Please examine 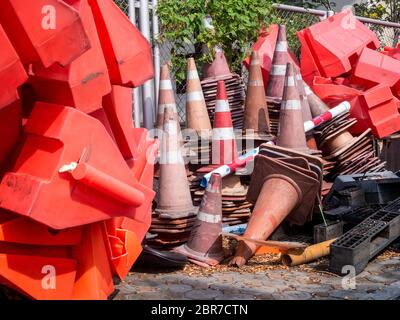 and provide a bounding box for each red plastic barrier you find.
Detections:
[350,85,400,138]
[382,44,400,61]
[0,24,27,109]
[0,100,22,168]
[0,103,154,230]
[298,29,322,85]
[71,223,114,300]
[351,47,400,90]
[312,76,362,108]
[0,0,90,68]
[28,0,111,114]
[300,9,379,78]
[0,253,77,300]
[88,0,154,87]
